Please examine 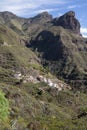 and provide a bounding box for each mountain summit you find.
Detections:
[53,11,81,35]
[33,11,52,21]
